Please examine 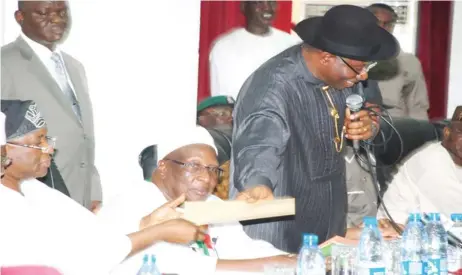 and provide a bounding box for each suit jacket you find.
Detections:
[1,36,101,209]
